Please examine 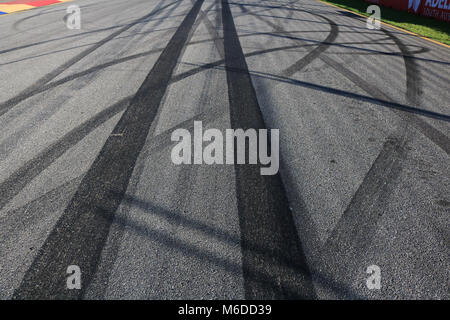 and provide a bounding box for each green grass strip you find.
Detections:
[321,0,450,45]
